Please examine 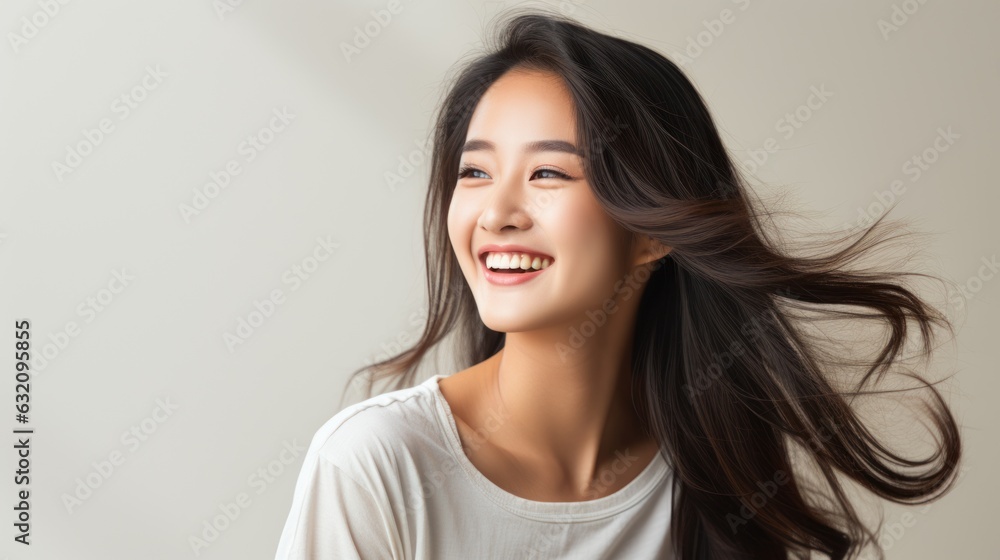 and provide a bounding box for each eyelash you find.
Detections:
[456,165,572,181]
